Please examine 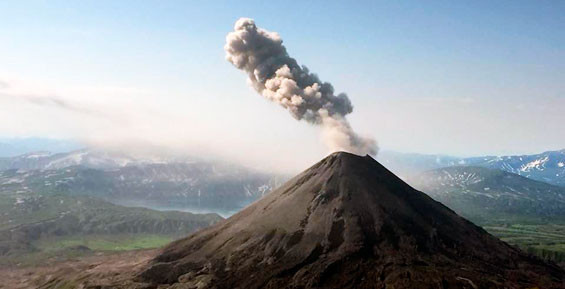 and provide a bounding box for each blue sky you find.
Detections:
[0,1,563,170]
